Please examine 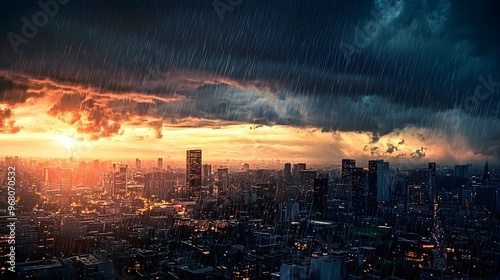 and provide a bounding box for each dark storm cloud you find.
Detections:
[0,0,499,159]
[0,108,20,134]
[0,75,37,105]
